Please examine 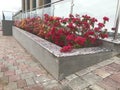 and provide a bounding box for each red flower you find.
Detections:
[75,14,80,18]
[91,18,98,23]
[67,23,75,29]
[51,27,56,34]
[82,15,90,19]
[45,32,51,39]
[82,21,90,29]
[89,37,97,44]
[94,27,100,32]
[60,45,73,52]
[54,22,60,27]
[44,14,49,17]
[100,33,108,38]
[69,14,74,18]
[57,29,64,35]
[84,30,94,38]
[66,34,75,41]
[54,17,61,21]
[61,18,68,24]
[15,14,109,53]
[75,36,86,46]
[103,17,109,22]
[98,23,105,28]
[111,27,116,31]
[88,30,95,35]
